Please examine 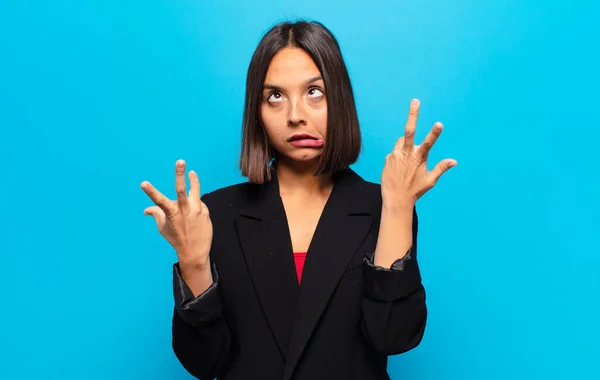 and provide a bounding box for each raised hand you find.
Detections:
[381,99,457,211]
[141,159,213,269]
